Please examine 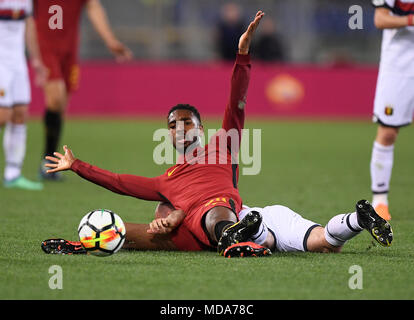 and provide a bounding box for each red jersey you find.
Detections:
[33,0,87,52]
[71,54,251,250]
